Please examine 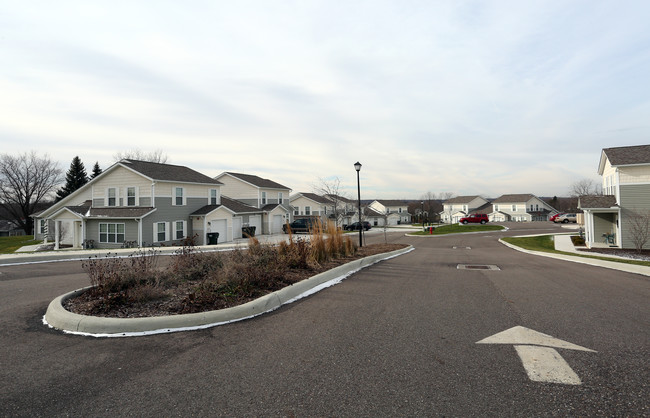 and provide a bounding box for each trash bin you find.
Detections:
[242,226,256,237]
[207,232,219,245]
